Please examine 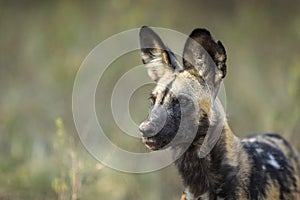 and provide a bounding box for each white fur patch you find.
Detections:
[267,153,280,169]
[244,138,258,143]
[198,192,209,200]
[255,148,263,154]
